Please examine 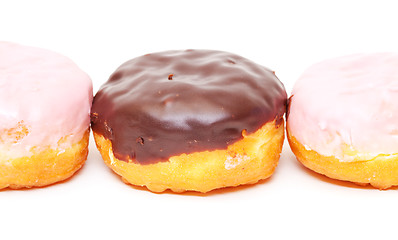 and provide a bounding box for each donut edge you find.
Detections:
[287,126,398,189]
[0,129,90,190]
[93,120,285,193]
